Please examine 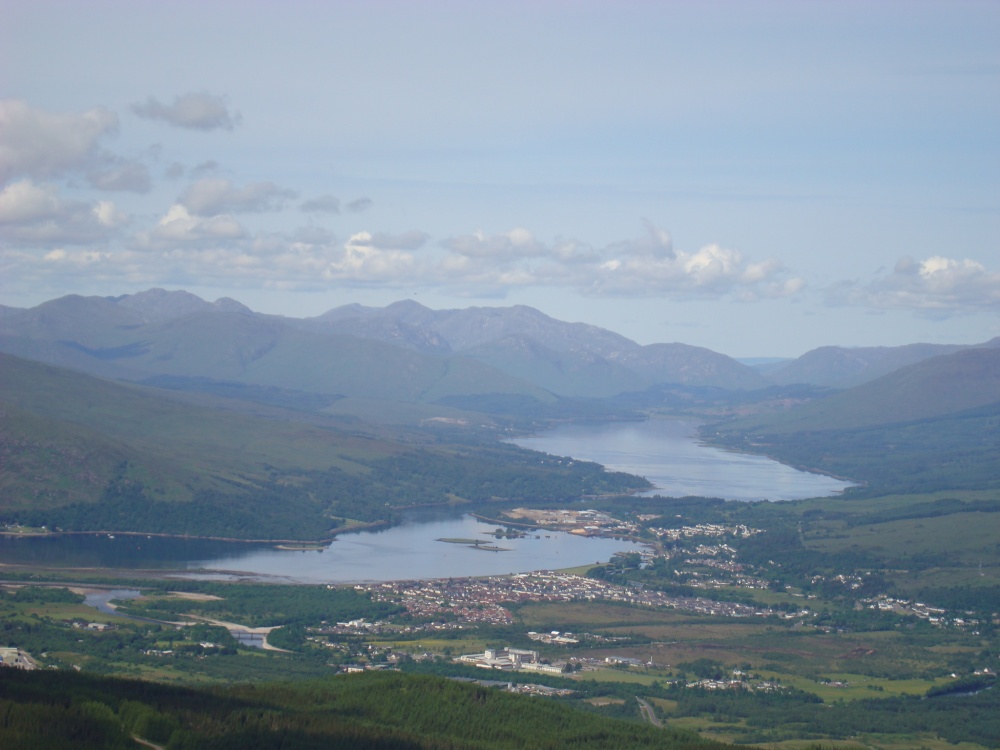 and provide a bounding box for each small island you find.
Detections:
[436,537,510,552]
